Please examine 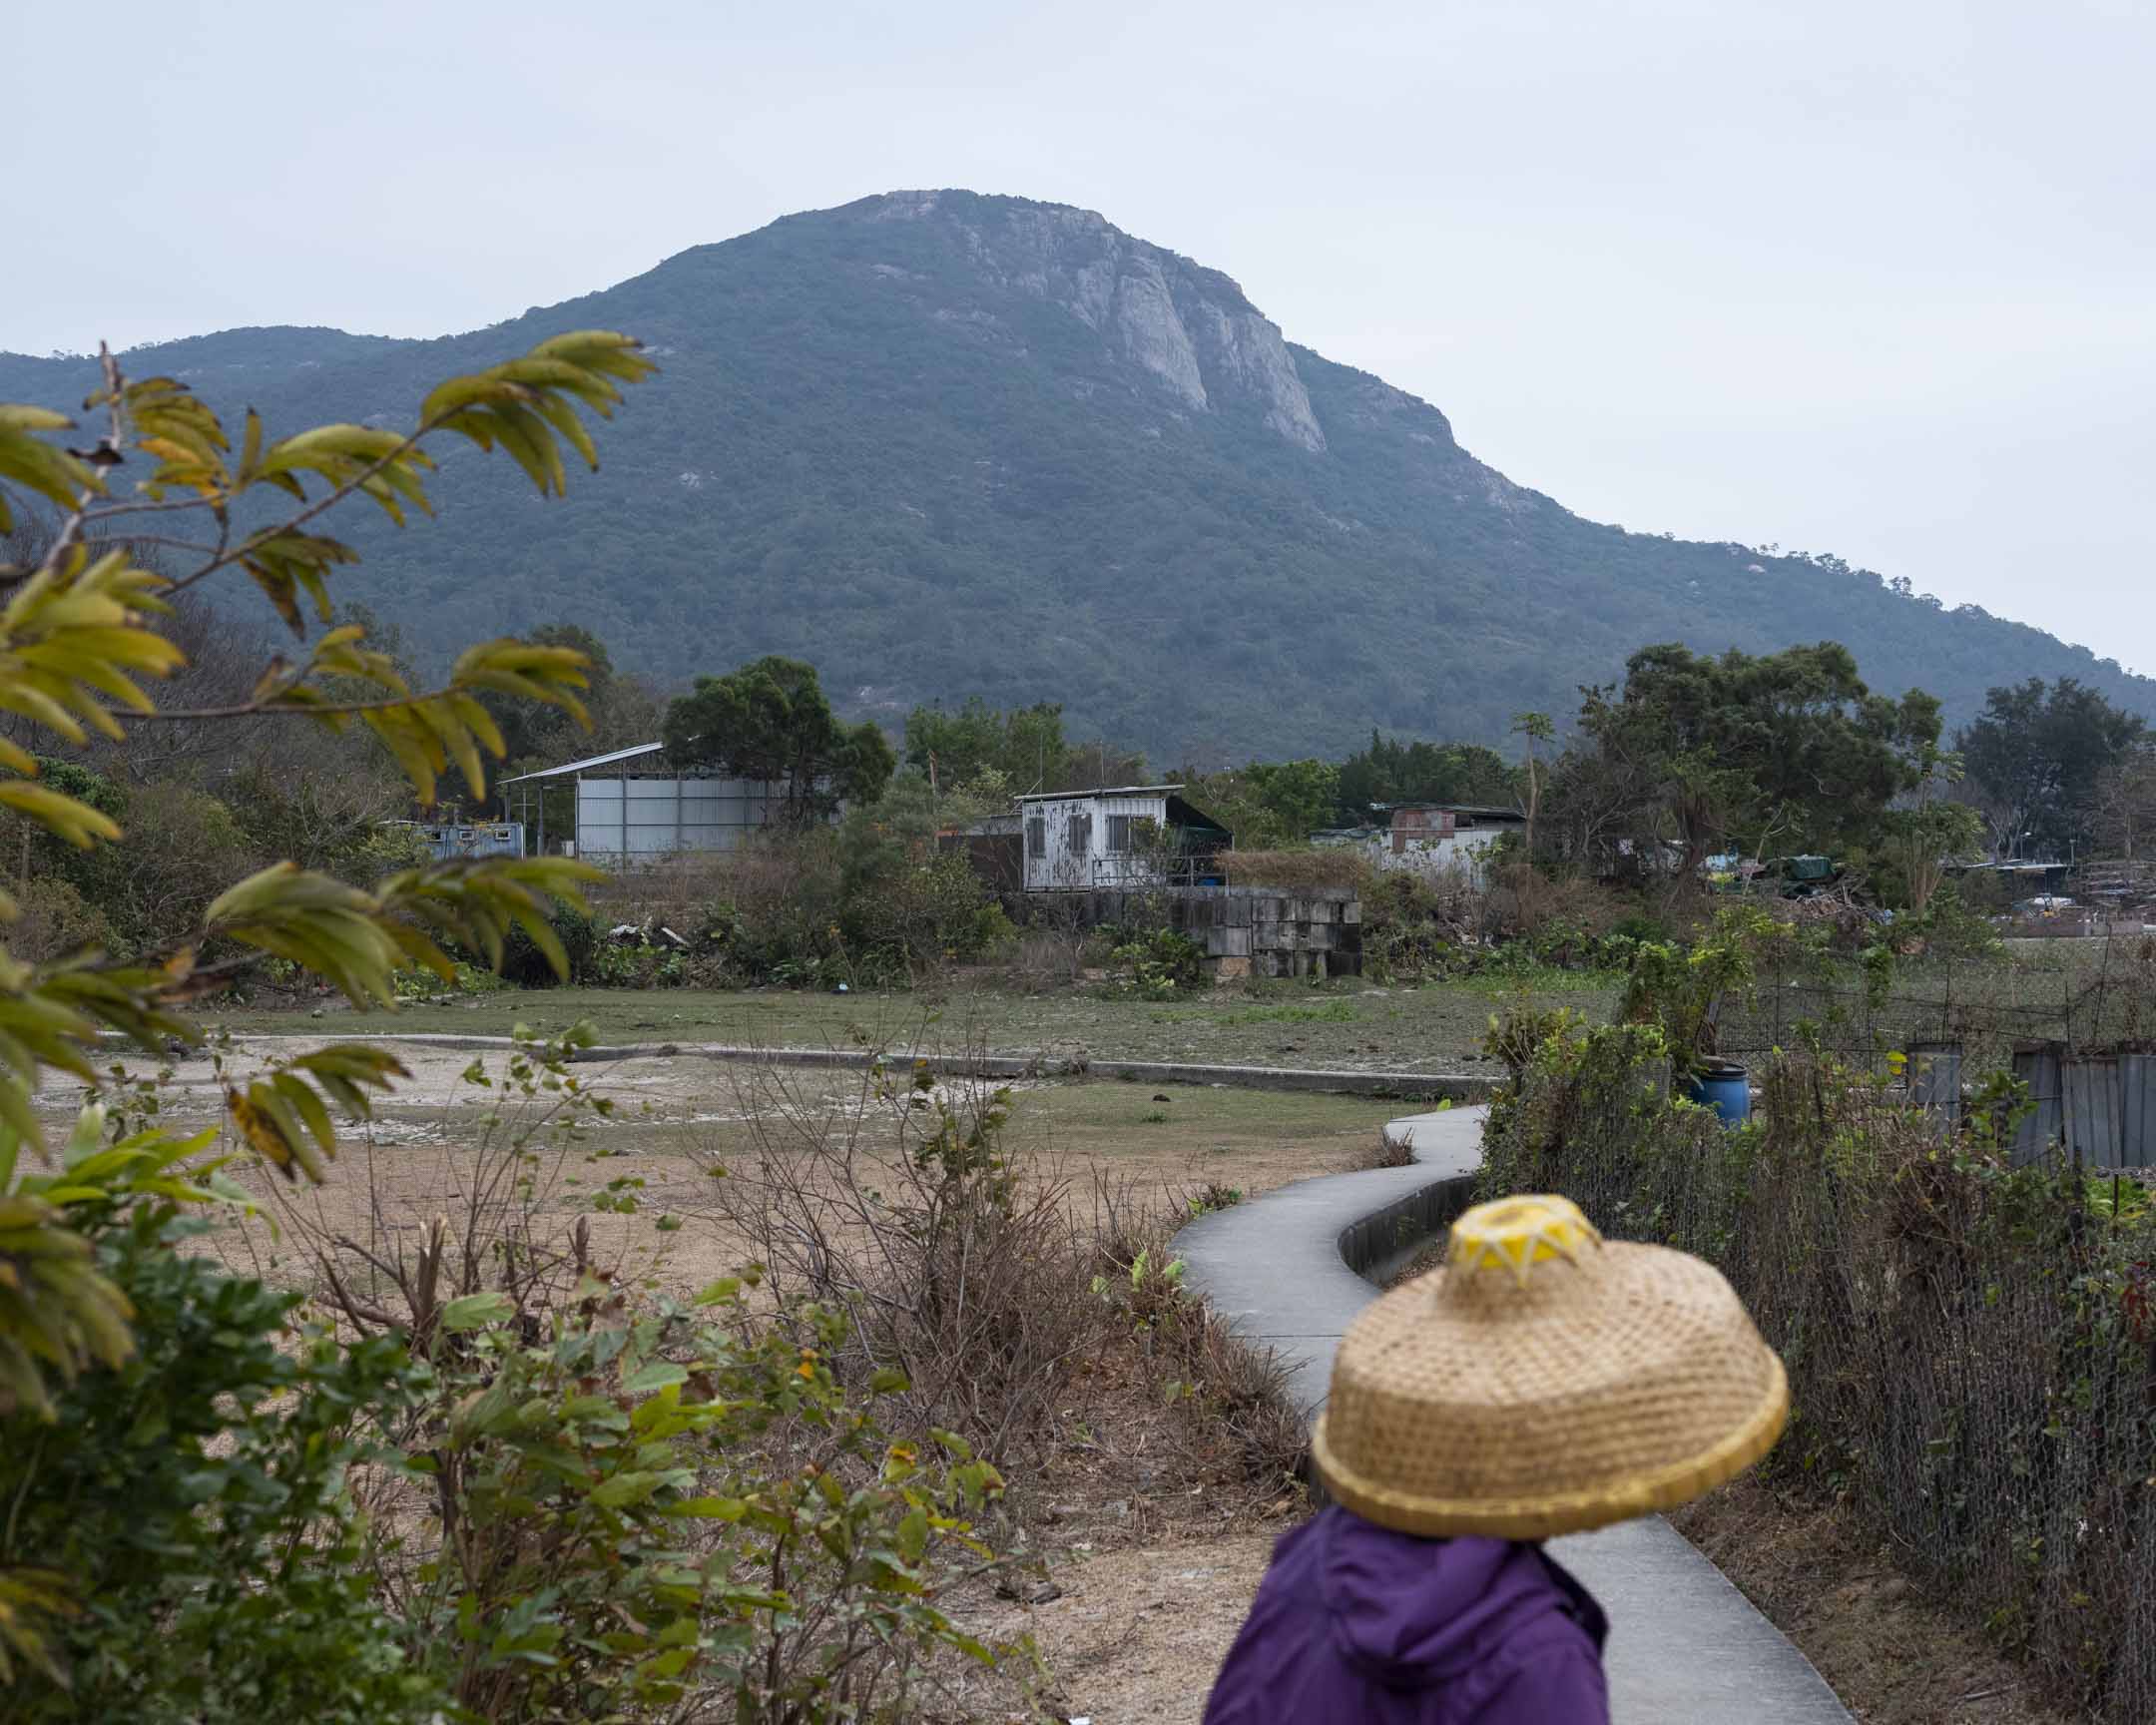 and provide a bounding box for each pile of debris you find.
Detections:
[605,918,689,950]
